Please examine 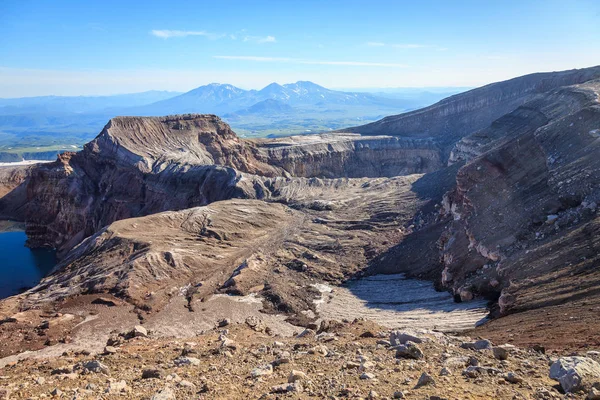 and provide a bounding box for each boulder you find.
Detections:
[549,356,600,393]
